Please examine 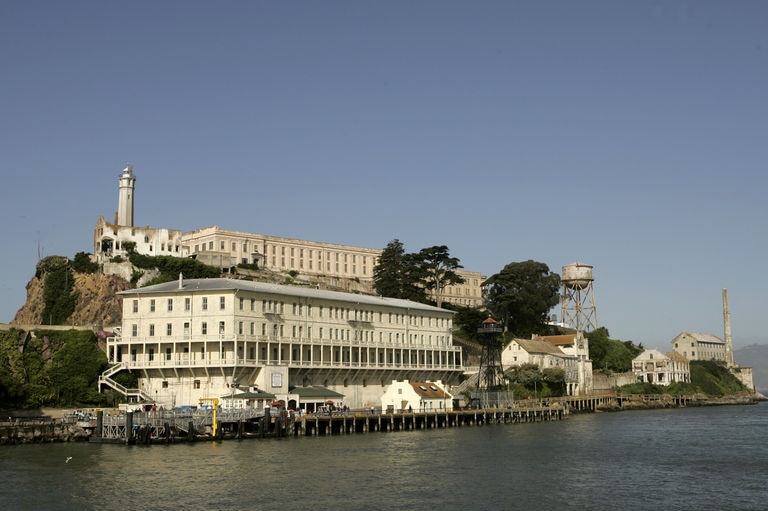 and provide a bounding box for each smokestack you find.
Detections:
[722,289,735,367]
[178,272,183,289]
